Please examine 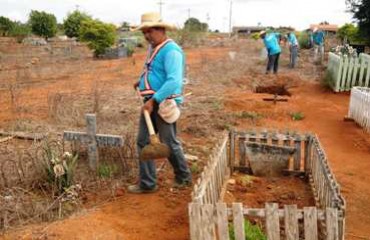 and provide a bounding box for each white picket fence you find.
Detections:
[348,87,370,132]
[327,53,370,92]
